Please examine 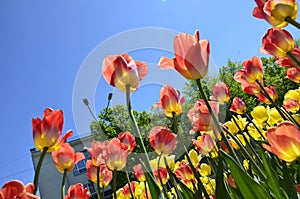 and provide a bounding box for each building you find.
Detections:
[30,136,112,199]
